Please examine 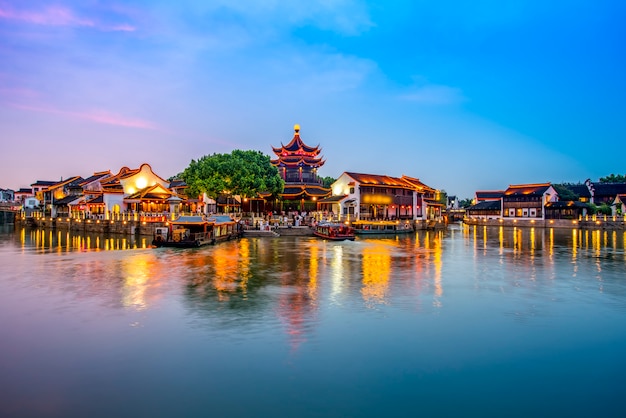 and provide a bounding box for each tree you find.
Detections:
[553,184,579,201]
[599,174,626,183]
[321,176,336,188]
[437,189,448,206]
[597,203,613,215]
[458,198,473,208]
[181,150,283,200]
